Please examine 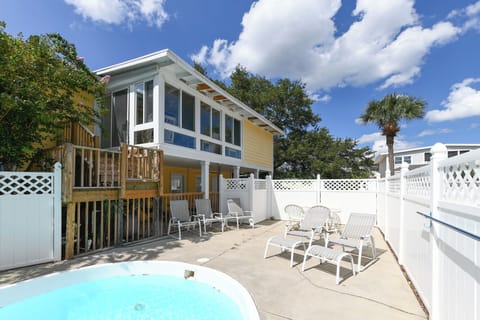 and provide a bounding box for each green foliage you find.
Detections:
[360,93,426,175]
[211,65,375,178]
[0,22,106,169]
